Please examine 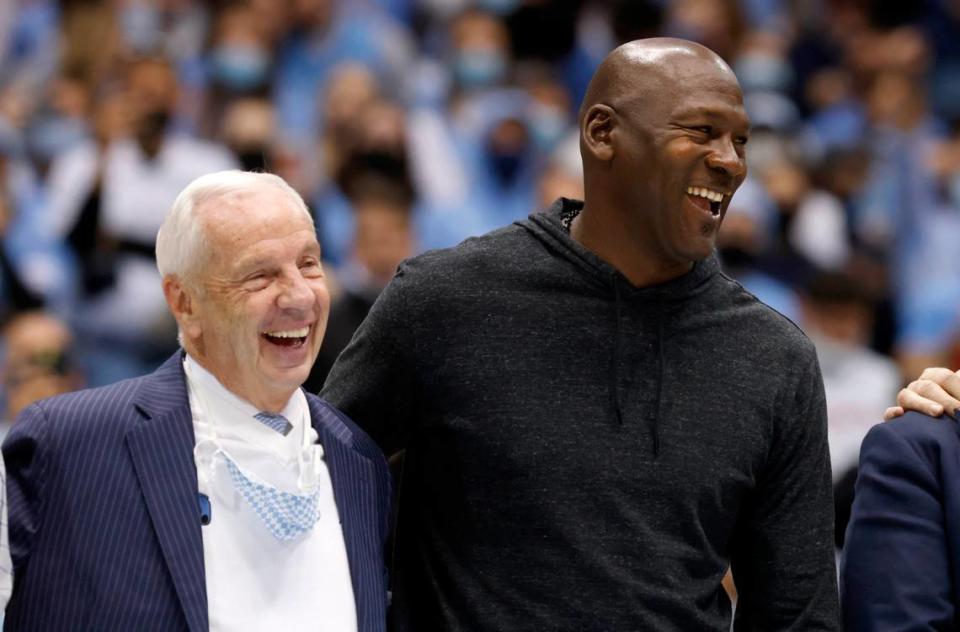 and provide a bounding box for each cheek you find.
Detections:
[312,280,331,315]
